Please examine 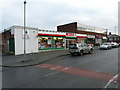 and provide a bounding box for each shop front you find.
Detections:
[76,34,87,44]
[65,33,77,48]
[95,35,103,46]
[65,39,77,48]
[38,32,65,50]
[87,35,95,46]
[102,36,107,43]
[38,31,89,50]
